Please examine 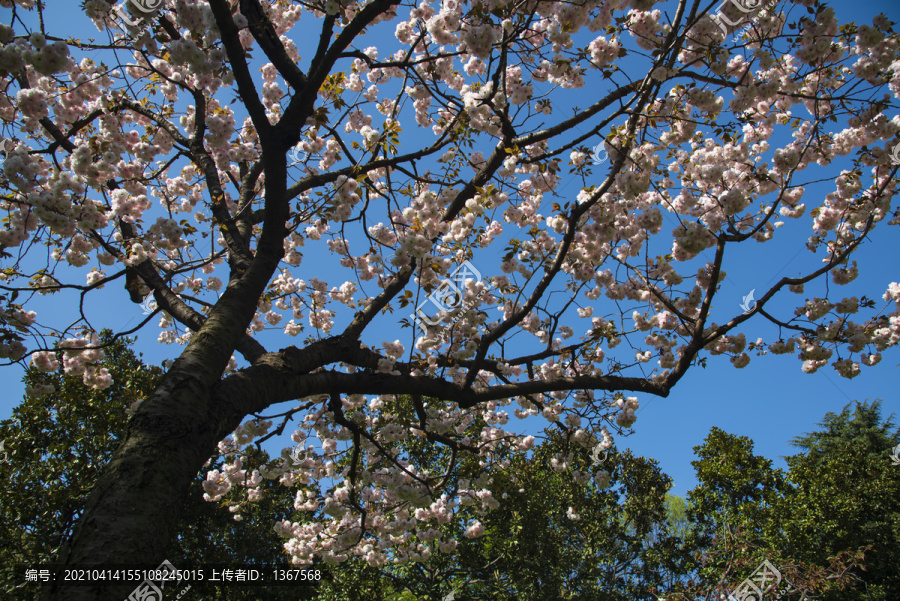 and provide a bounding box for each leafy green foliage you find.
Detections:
[2,341,893,601]
[0,331,164,591]
[0,333,309,601]
[685,402,900,600]
[778,401,900,601]
[687,427,785,550]
[318,422,697,601]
